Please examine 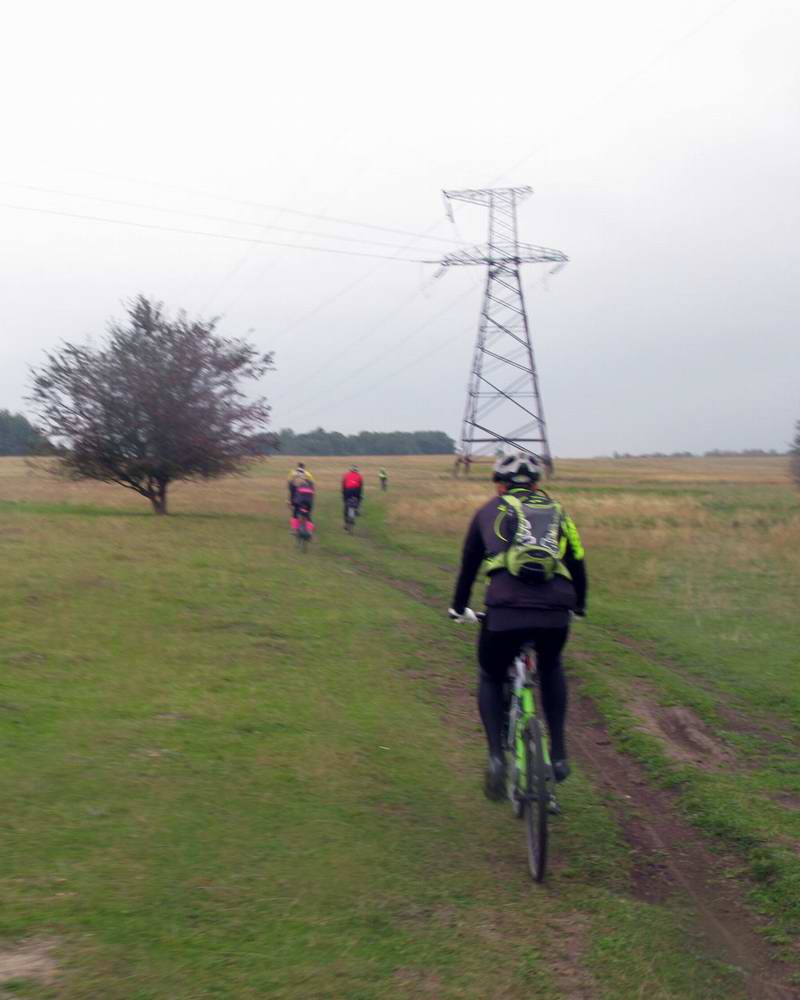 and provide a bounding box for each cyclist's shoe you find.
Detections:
[484,755,507,801]
[552,758,571,783]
